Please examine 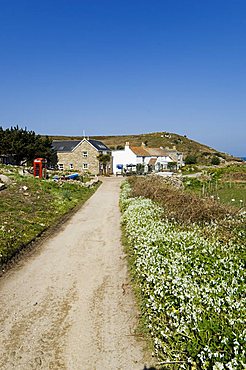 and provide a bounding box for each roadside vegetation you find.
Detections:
[0,165,100,266]
[120,176,245,369]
